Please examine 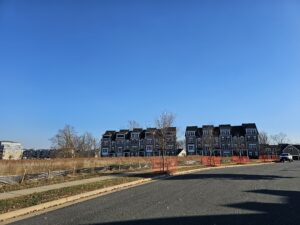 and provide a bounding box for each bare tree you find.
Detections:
[128,120,141,130]
[77,132,98,151]
[155,112,176,170]
[259,131,270,145]
[271,133,289,145]
[51,125,99,158]
[50,125,78,150]
[176,139,185,150]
